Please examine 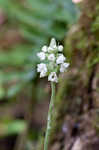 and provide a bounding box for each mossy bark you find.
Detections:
[49,0,99,149]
